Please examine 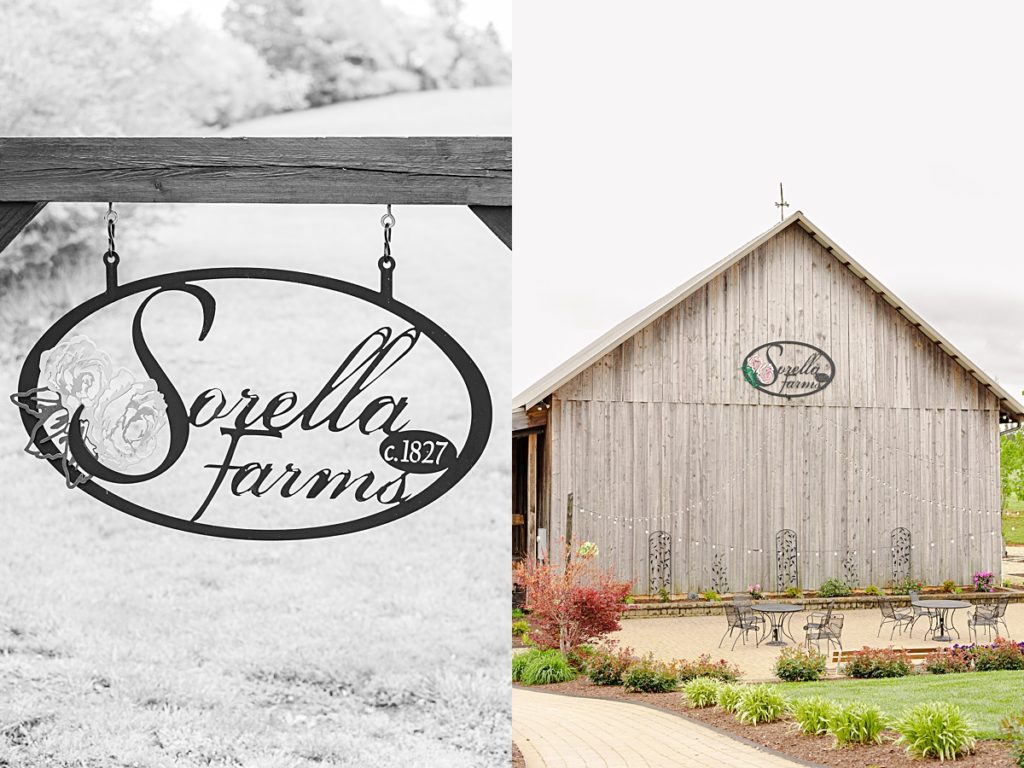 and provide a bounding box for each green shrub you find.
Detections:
[818,578,852,598]
[512,651,532,682]
[735,684,787,725]
[783,586,802,598]
[774,646,827,682]
[923,647,972,674]
[623,595,634,604]
[672,654,741,683]
[519,649,576,686]
[658,586,671,602]
[1001,710,1024,767]
[566,644,596,672]
[512,620,530,639]
[682,677,720,708]
[512,608,525,619]
[701,590,721,602]
[790,696,837,736]
[972,637,1024,671]
[716,683,744,713]
[865,585,882,596]
[940,579,957,593]
[586,645,637,686]
[622,655,678,693]
[894,702,977,761]
[891,577,925,595]
[844,647,911,678]
[827,703,887,747]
